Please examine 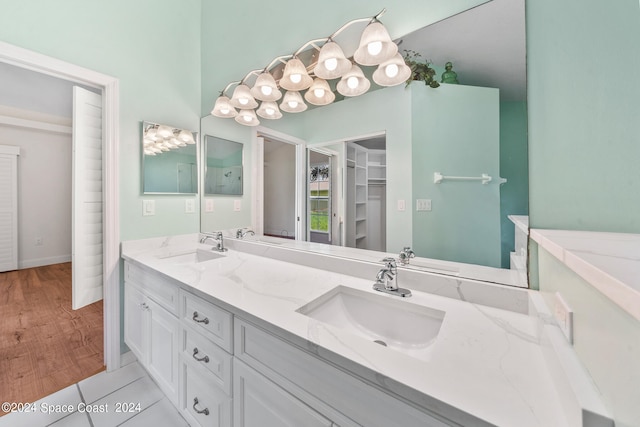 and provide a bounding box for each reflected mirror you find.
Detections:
[200,0,527,284]
[142,121,198,194]
[204,135,243,196]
